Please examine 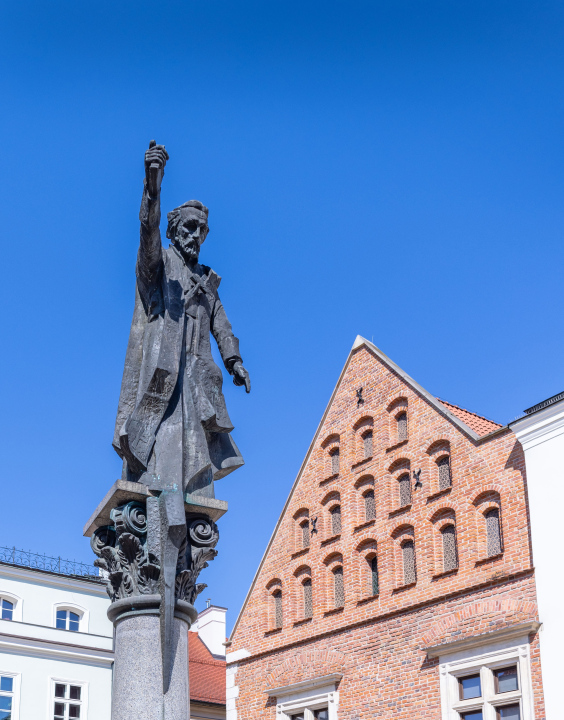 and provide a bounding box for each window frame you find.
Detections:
[50,678,88,720]
[437,636,534,720]
[0,592,22,623]
[272,678,340,720]
[0,670,20,720]
[53,604,88,633]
